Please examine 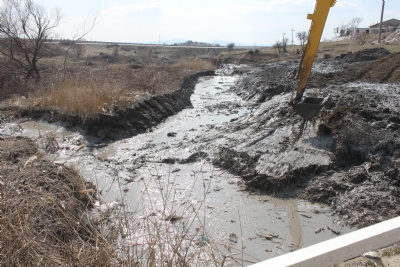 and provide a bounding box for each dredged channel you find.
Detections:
[3,74,354,265]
